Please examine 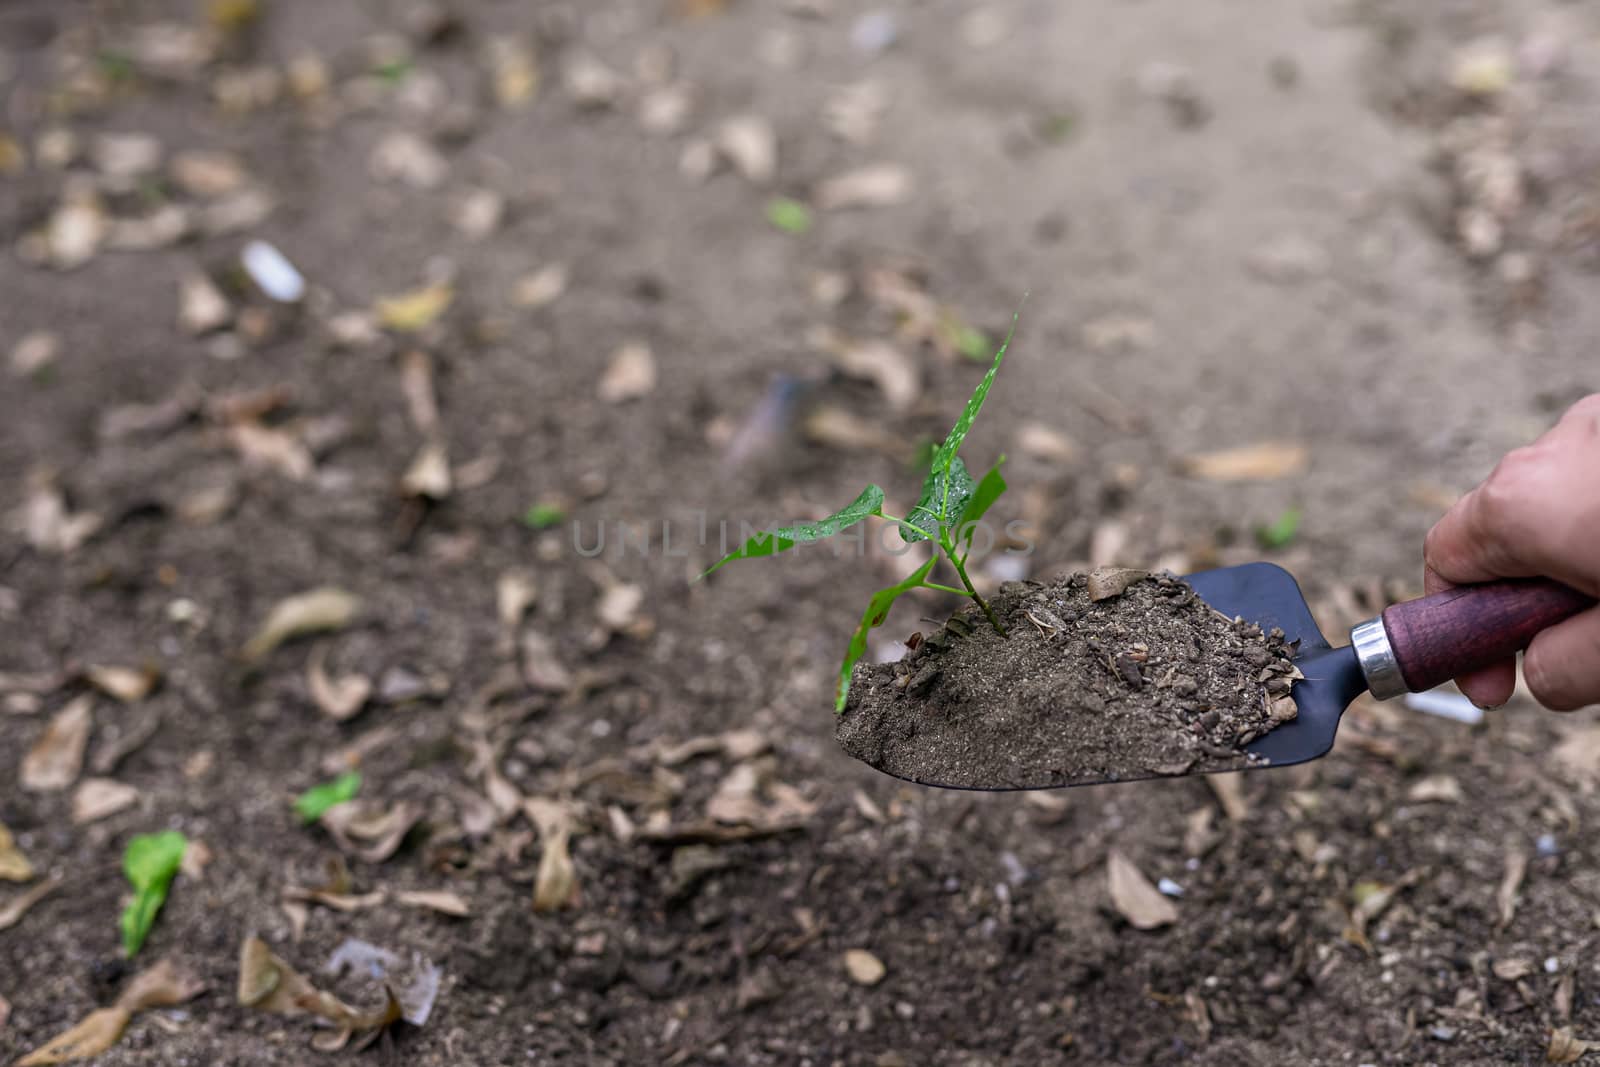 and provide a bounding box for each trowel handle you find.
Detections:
[1360,578,1596,696]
